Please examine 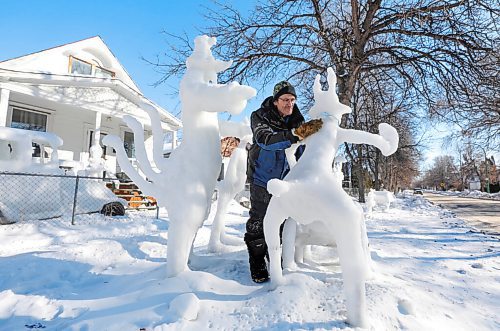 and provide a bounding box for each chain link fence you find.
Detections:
[0,172,158,225]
